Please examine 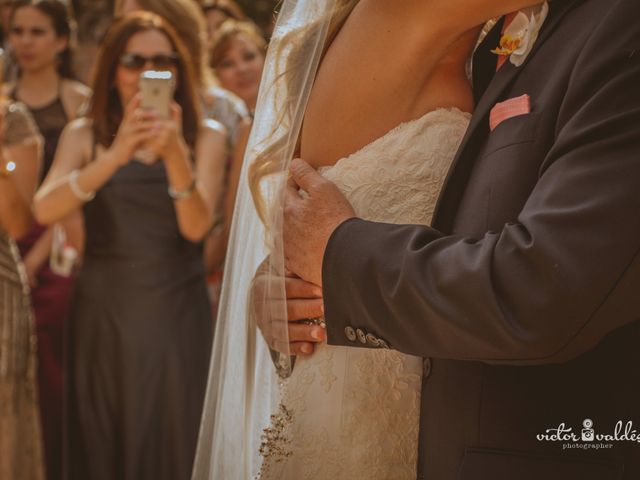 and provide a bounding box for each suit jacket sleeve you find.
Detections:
[322,0,640,365]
